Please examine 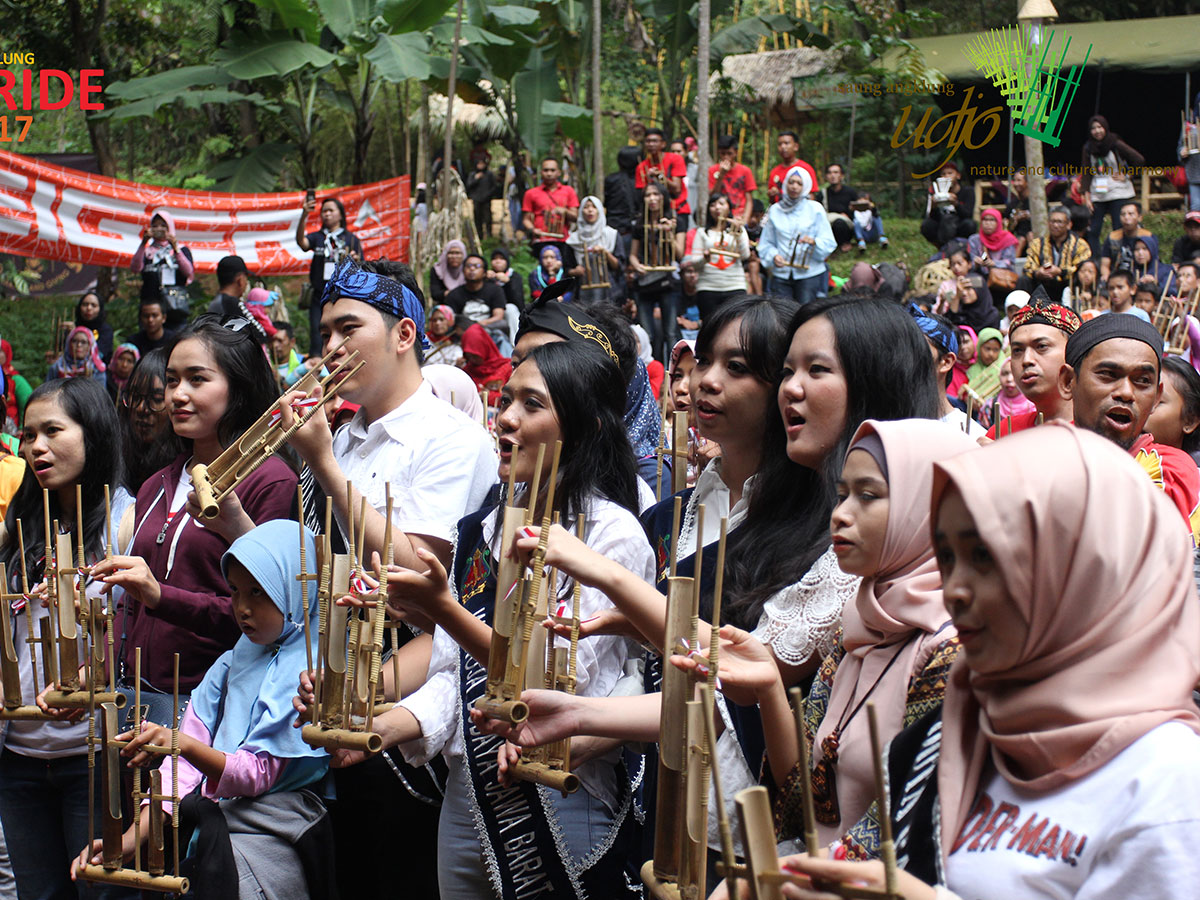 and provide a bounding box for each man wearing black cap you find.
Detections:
[1060,314,1200,539]
[1172,211,1200,266]
[206,255,251,317]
